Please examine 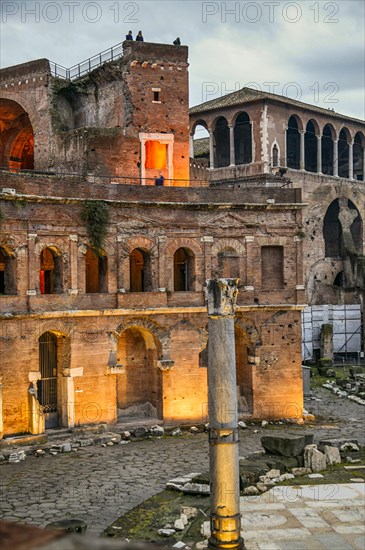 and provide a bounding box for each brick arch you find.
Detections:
[31,321,74,341]
[211,238,245,256]
[125,236,157,255]
[165,237,203,257]
[35,242,64,257]
[113,317,171,356]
